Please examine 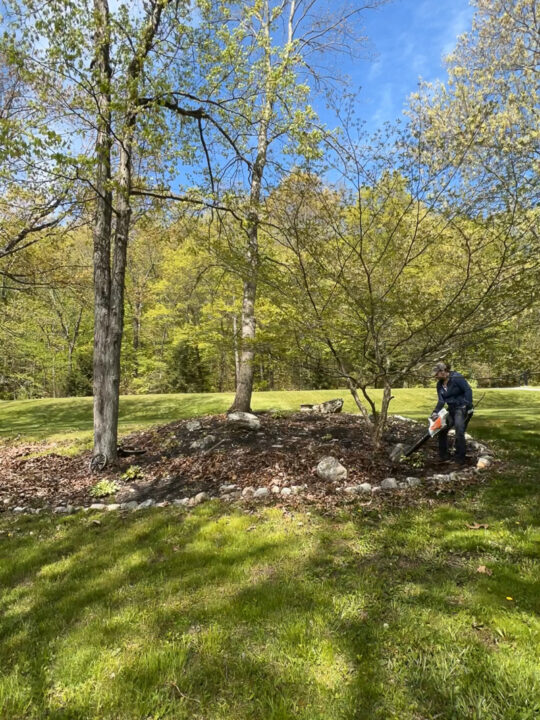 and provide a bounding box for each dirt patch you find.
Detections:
[0,413,489,511]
